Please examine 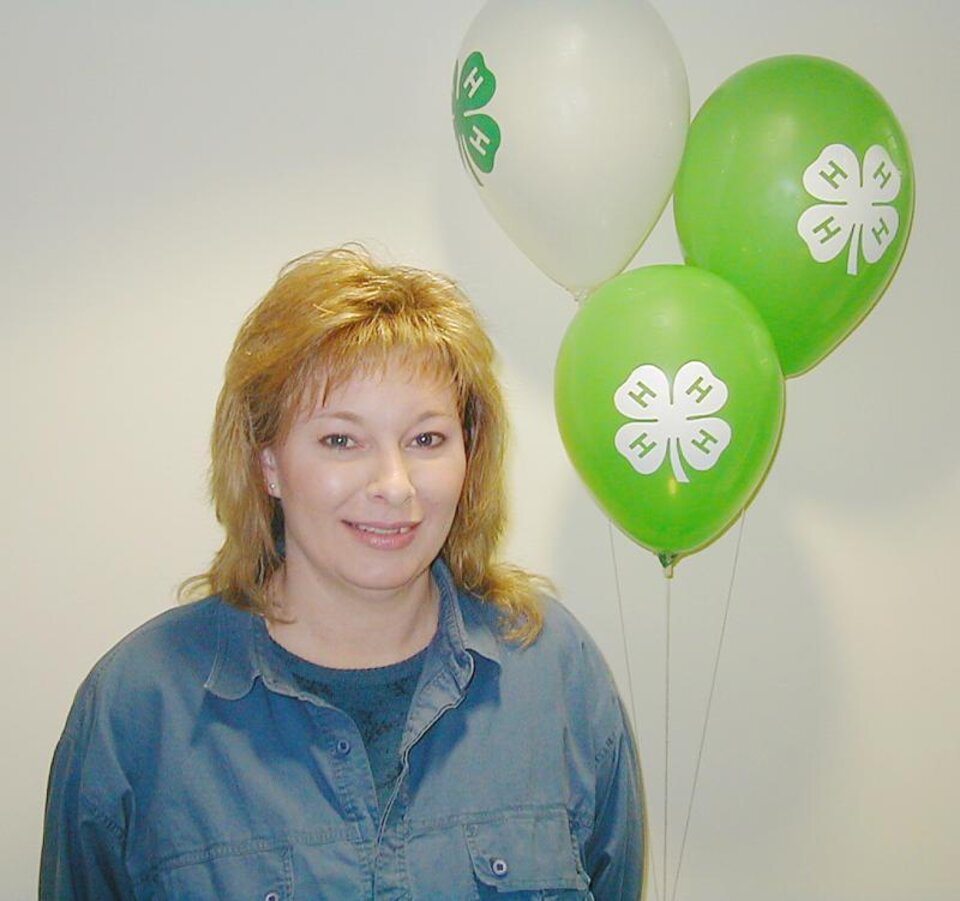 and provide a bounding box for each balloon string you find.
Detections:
[607,520,662,901]
[669,510,747,901]
[664,575,672,901]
